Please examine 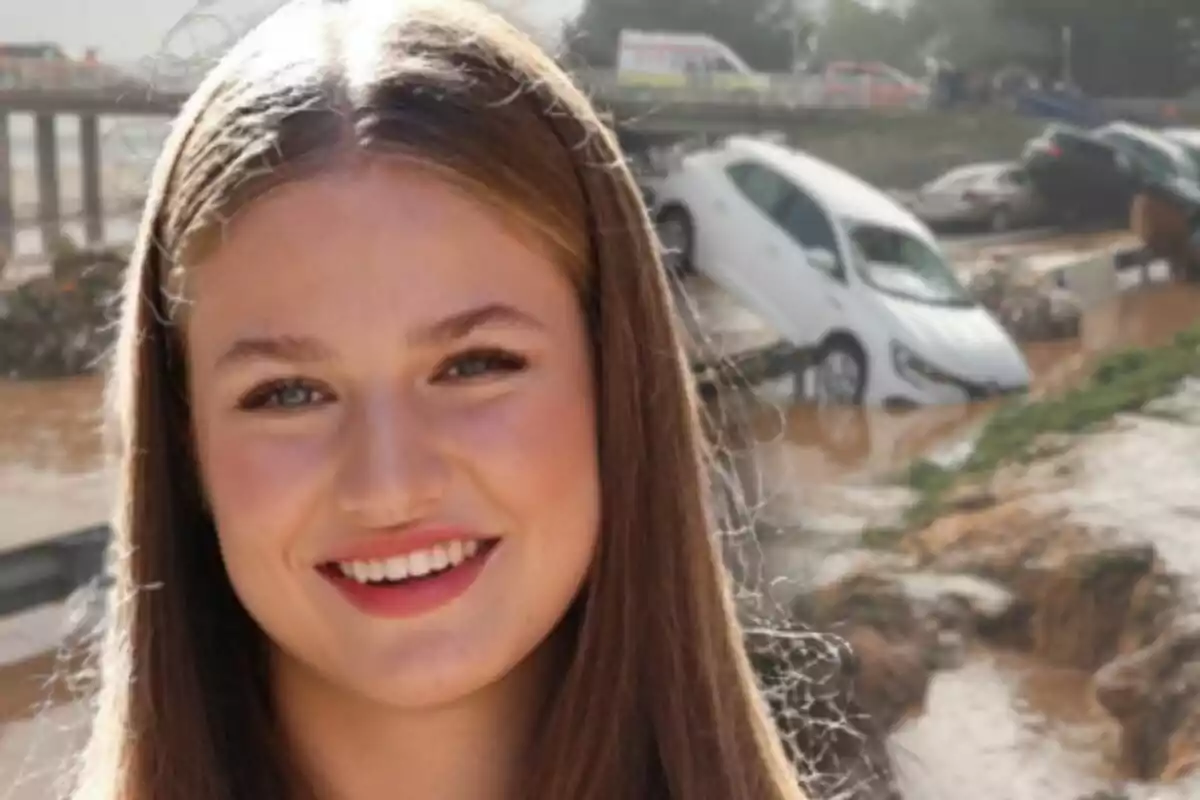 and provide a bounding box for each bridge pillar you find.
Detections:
[34,113,61,254]
[0,113,11,259]
[79,114,103,245]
